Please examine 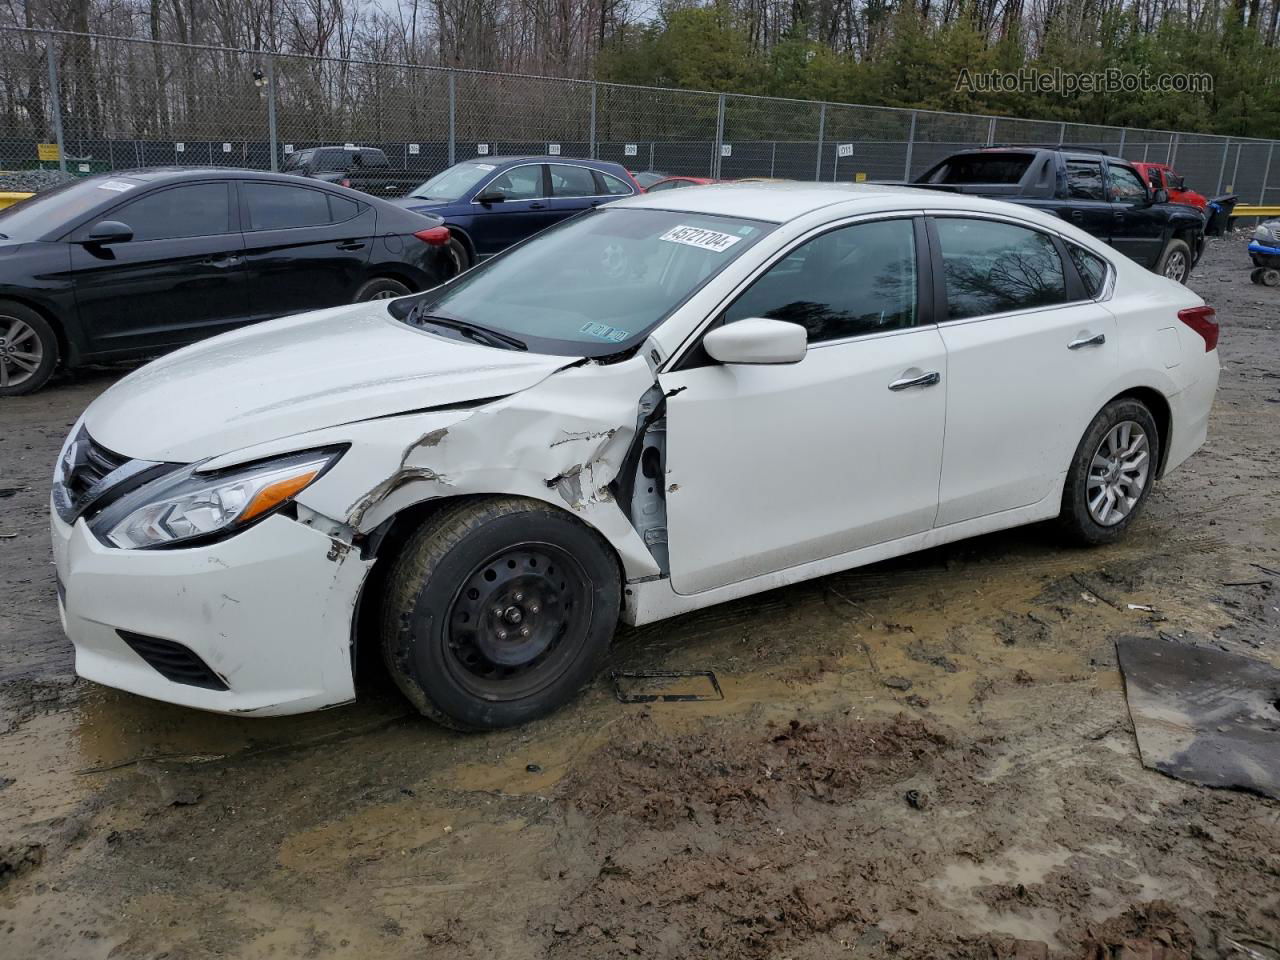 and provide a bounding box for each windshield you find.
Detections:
[0,176,141,239]
[395,207,774,356]
[409,161,499,201]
